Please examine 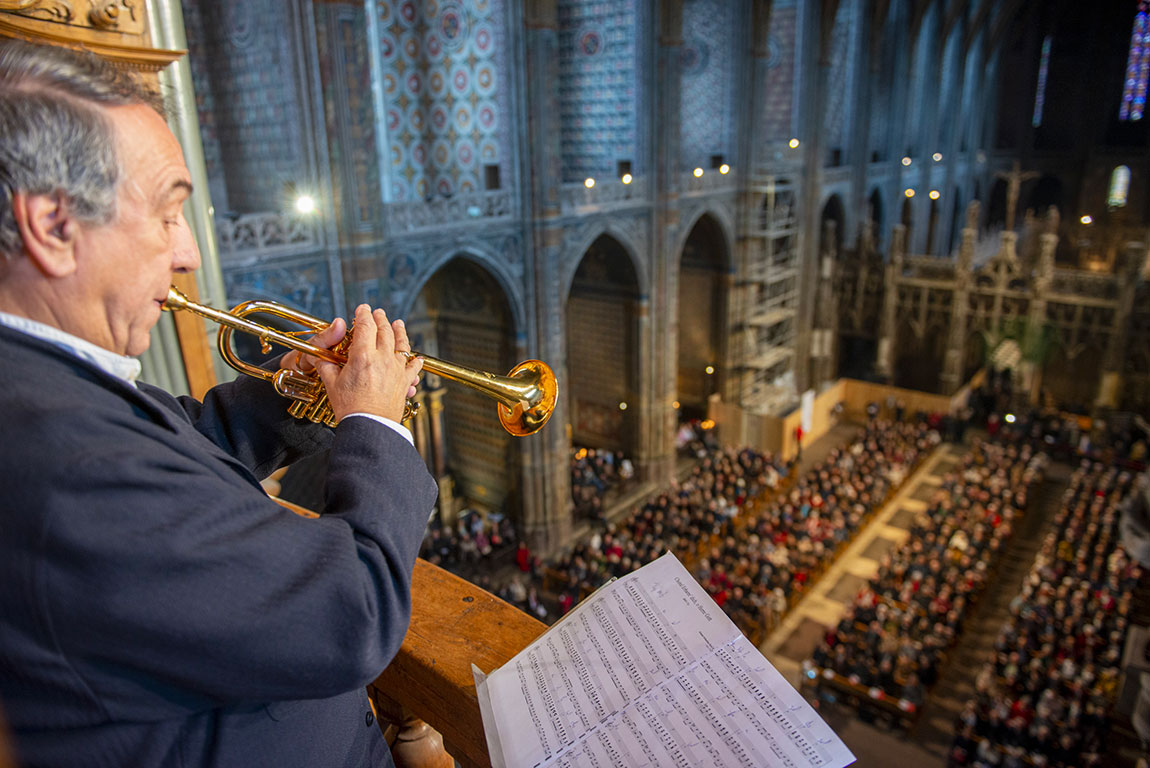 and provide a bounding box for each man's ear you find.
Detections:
[12,191,79,278]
